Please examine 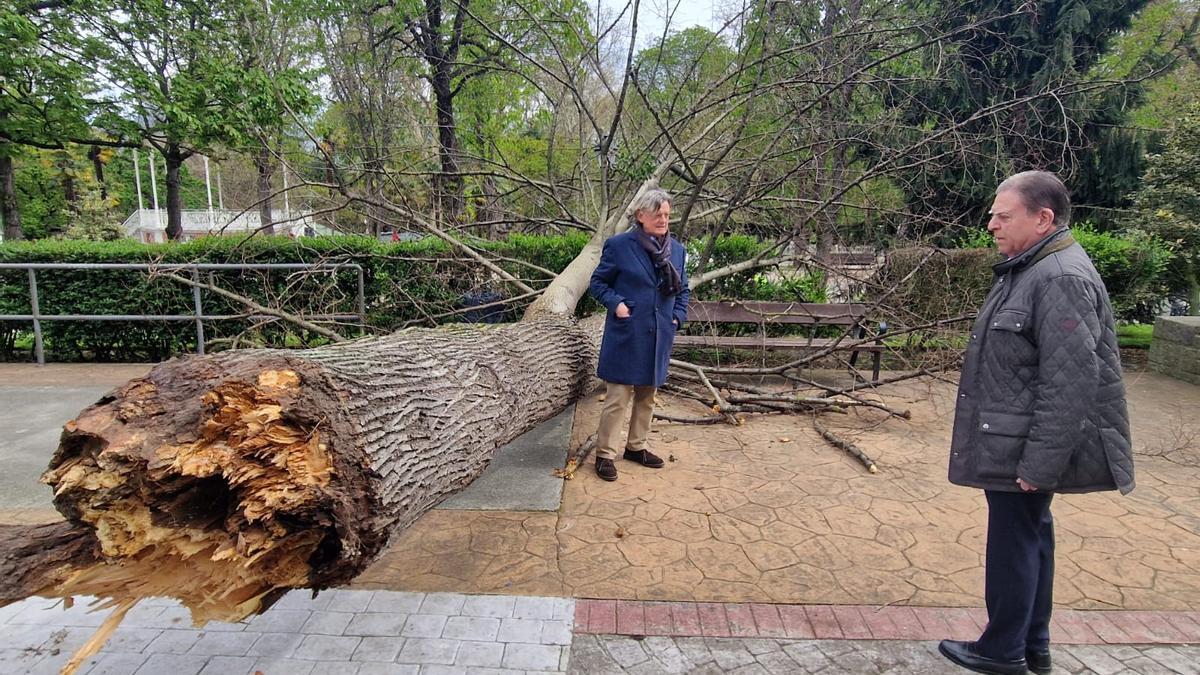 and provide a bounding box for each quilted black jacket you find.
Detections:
[948,228,1135,494]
